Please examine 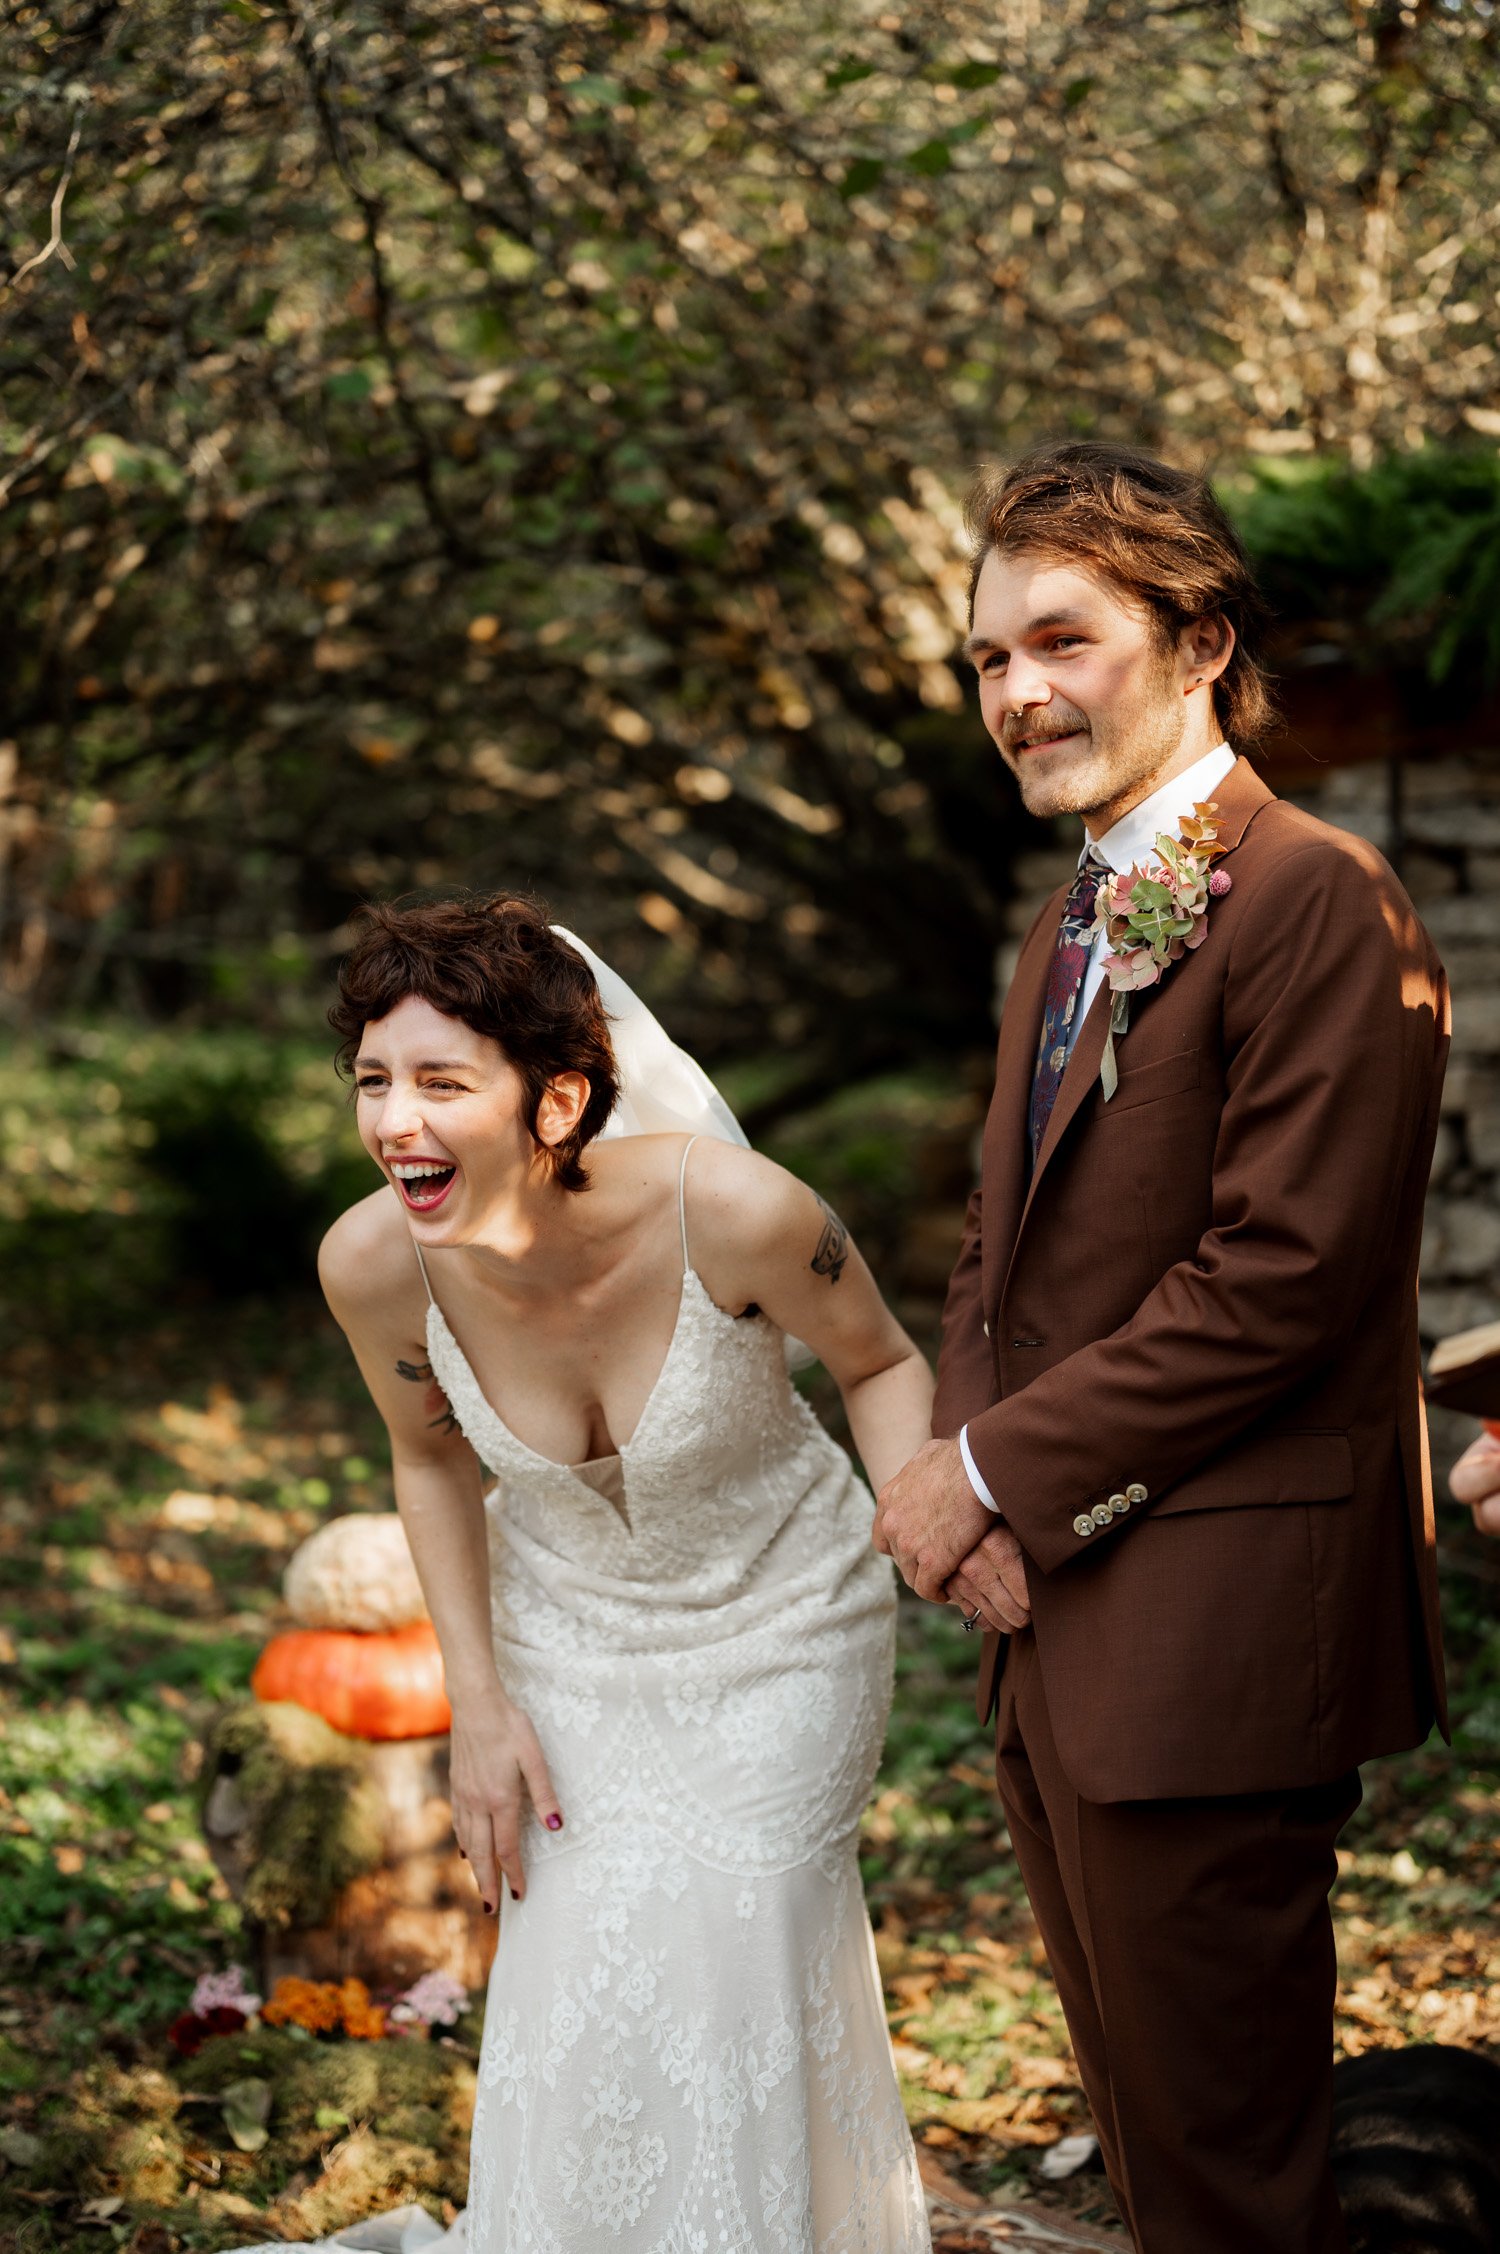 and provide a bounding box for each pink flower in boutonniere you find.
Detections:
[1092,800,1231,1099]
